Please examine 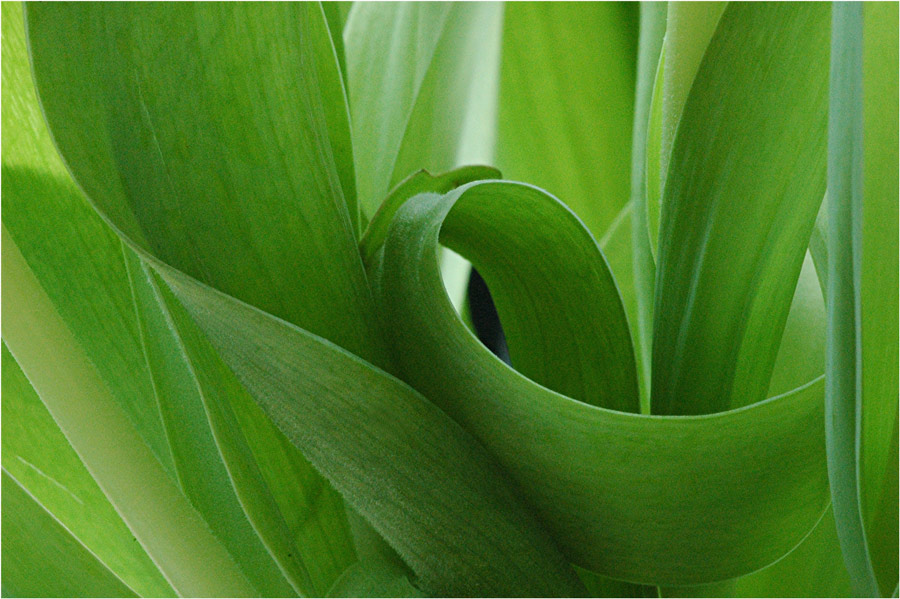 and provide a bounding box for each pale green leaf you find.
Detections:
[2,227,257,597]
[644,46,664,260]
[346,2,503,217]
[630,1,668,408]
[767,253,827,398]
[2,2,174,477]
[1,345,174,598]
[495,2,637,240]
[1,471,138,598]
[658,2,726,193]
